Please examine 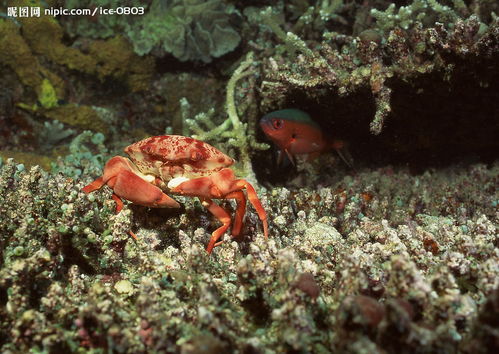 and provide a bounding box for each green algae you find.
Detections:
[0,151,53,171]
[42,105,109,135]
[63,0,241,62]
